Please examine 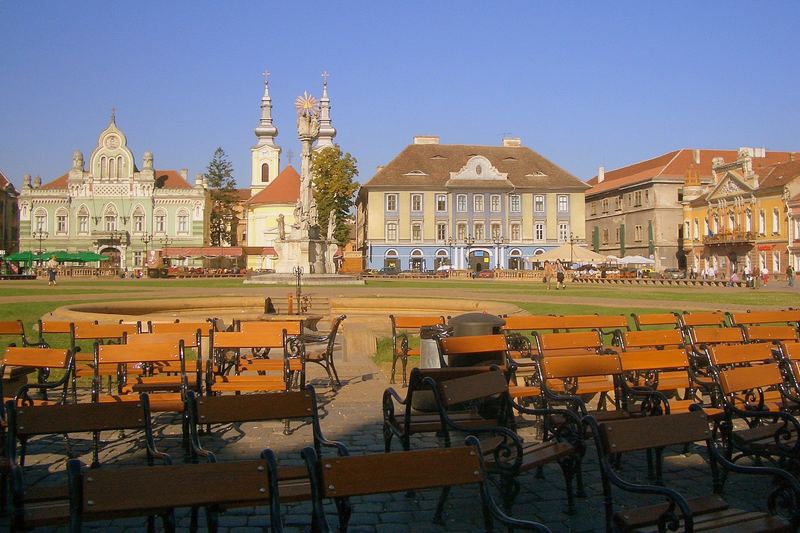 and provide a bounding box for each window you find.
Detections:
[693,219,699,240]
[509,194,521,213]
[703,218,709,237]
[558,223,569,242]
[473,195,484,212]
[177,211,189,234]
[728,213,736,232]
[644,190,650,204]
[759,209,766,234]
[133,251,143,267]
[491,223,501,240]
[437,223,447,241]
[773,208,780,234]
[557,195,568,213]
[56,212,67,234]
[456,223,466,241]
[490,195,501,213]
[386,222,398,241]
[534,222,545,241]
[602,228,609,244]
[385,194,398,212]
[633,191,642,206]
[712,215,719,234]
[615,227,620,243]
[745,209,752,232]
[602,199,609,213]
[261,163,269,183]
[634,225,643,242]
[34,210,47,233]
[534,195,544,212]
[773,251,780,273]
[615,196,621,211]
[411,223,422,242]
[591,201,597,216]
[411,194,422,212]
[510,224,520,241]
[436,194,447,212]
[155,210,166,234]
[474,223,485,240]
[456,194,467,212]
[78,208,89,235]
[133,207,145,233]
[104,205,117,231]
[626,194,632,207]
